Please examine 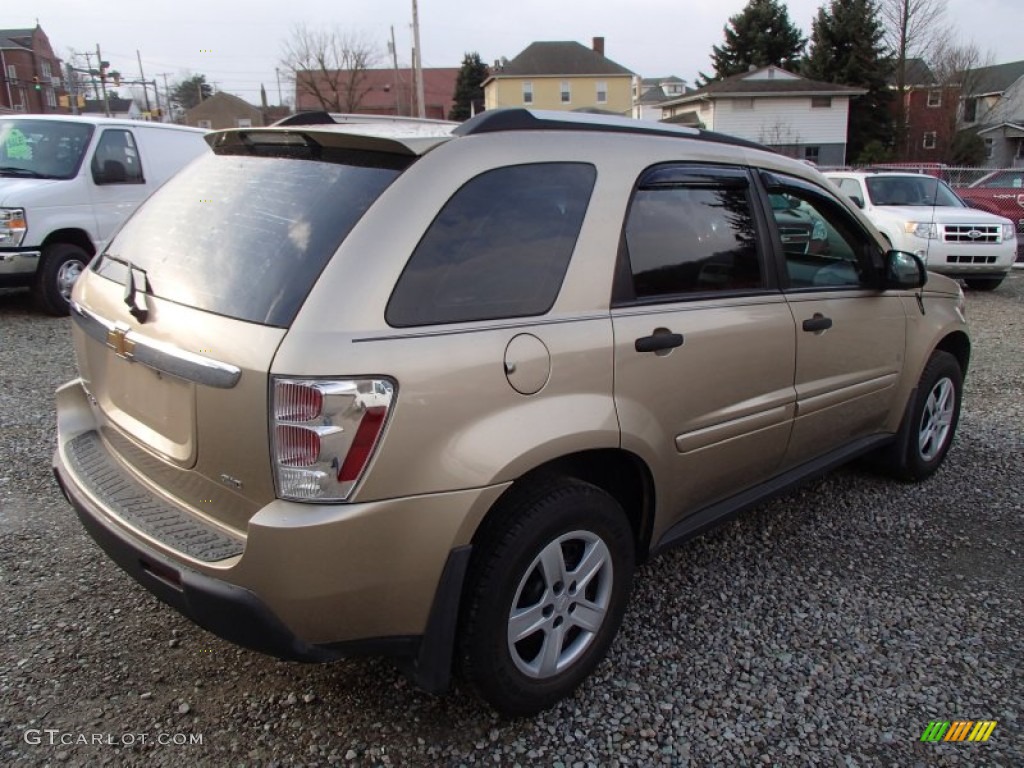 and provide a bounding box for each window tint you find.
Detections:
[624,184,763,298]
[95,151,406,327]
[768,186,875,289]
[91,129,144,184]
[386,163,596,327]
